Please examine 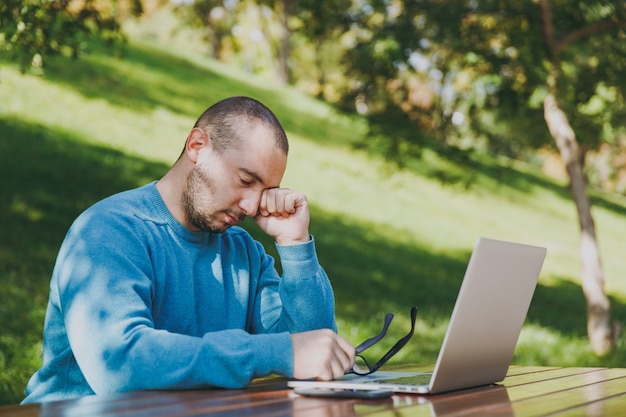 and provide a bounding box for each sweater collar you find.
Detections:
[147,181,215,244]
